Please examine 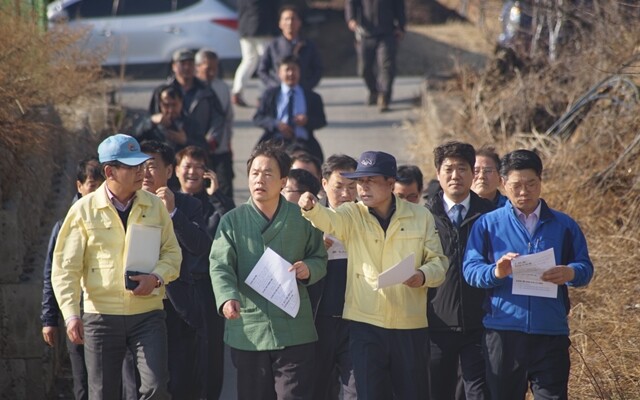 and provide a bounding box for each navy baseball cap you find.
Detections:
[341,151,397,179]
[98,134,151,166]
[172,48,195,62]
